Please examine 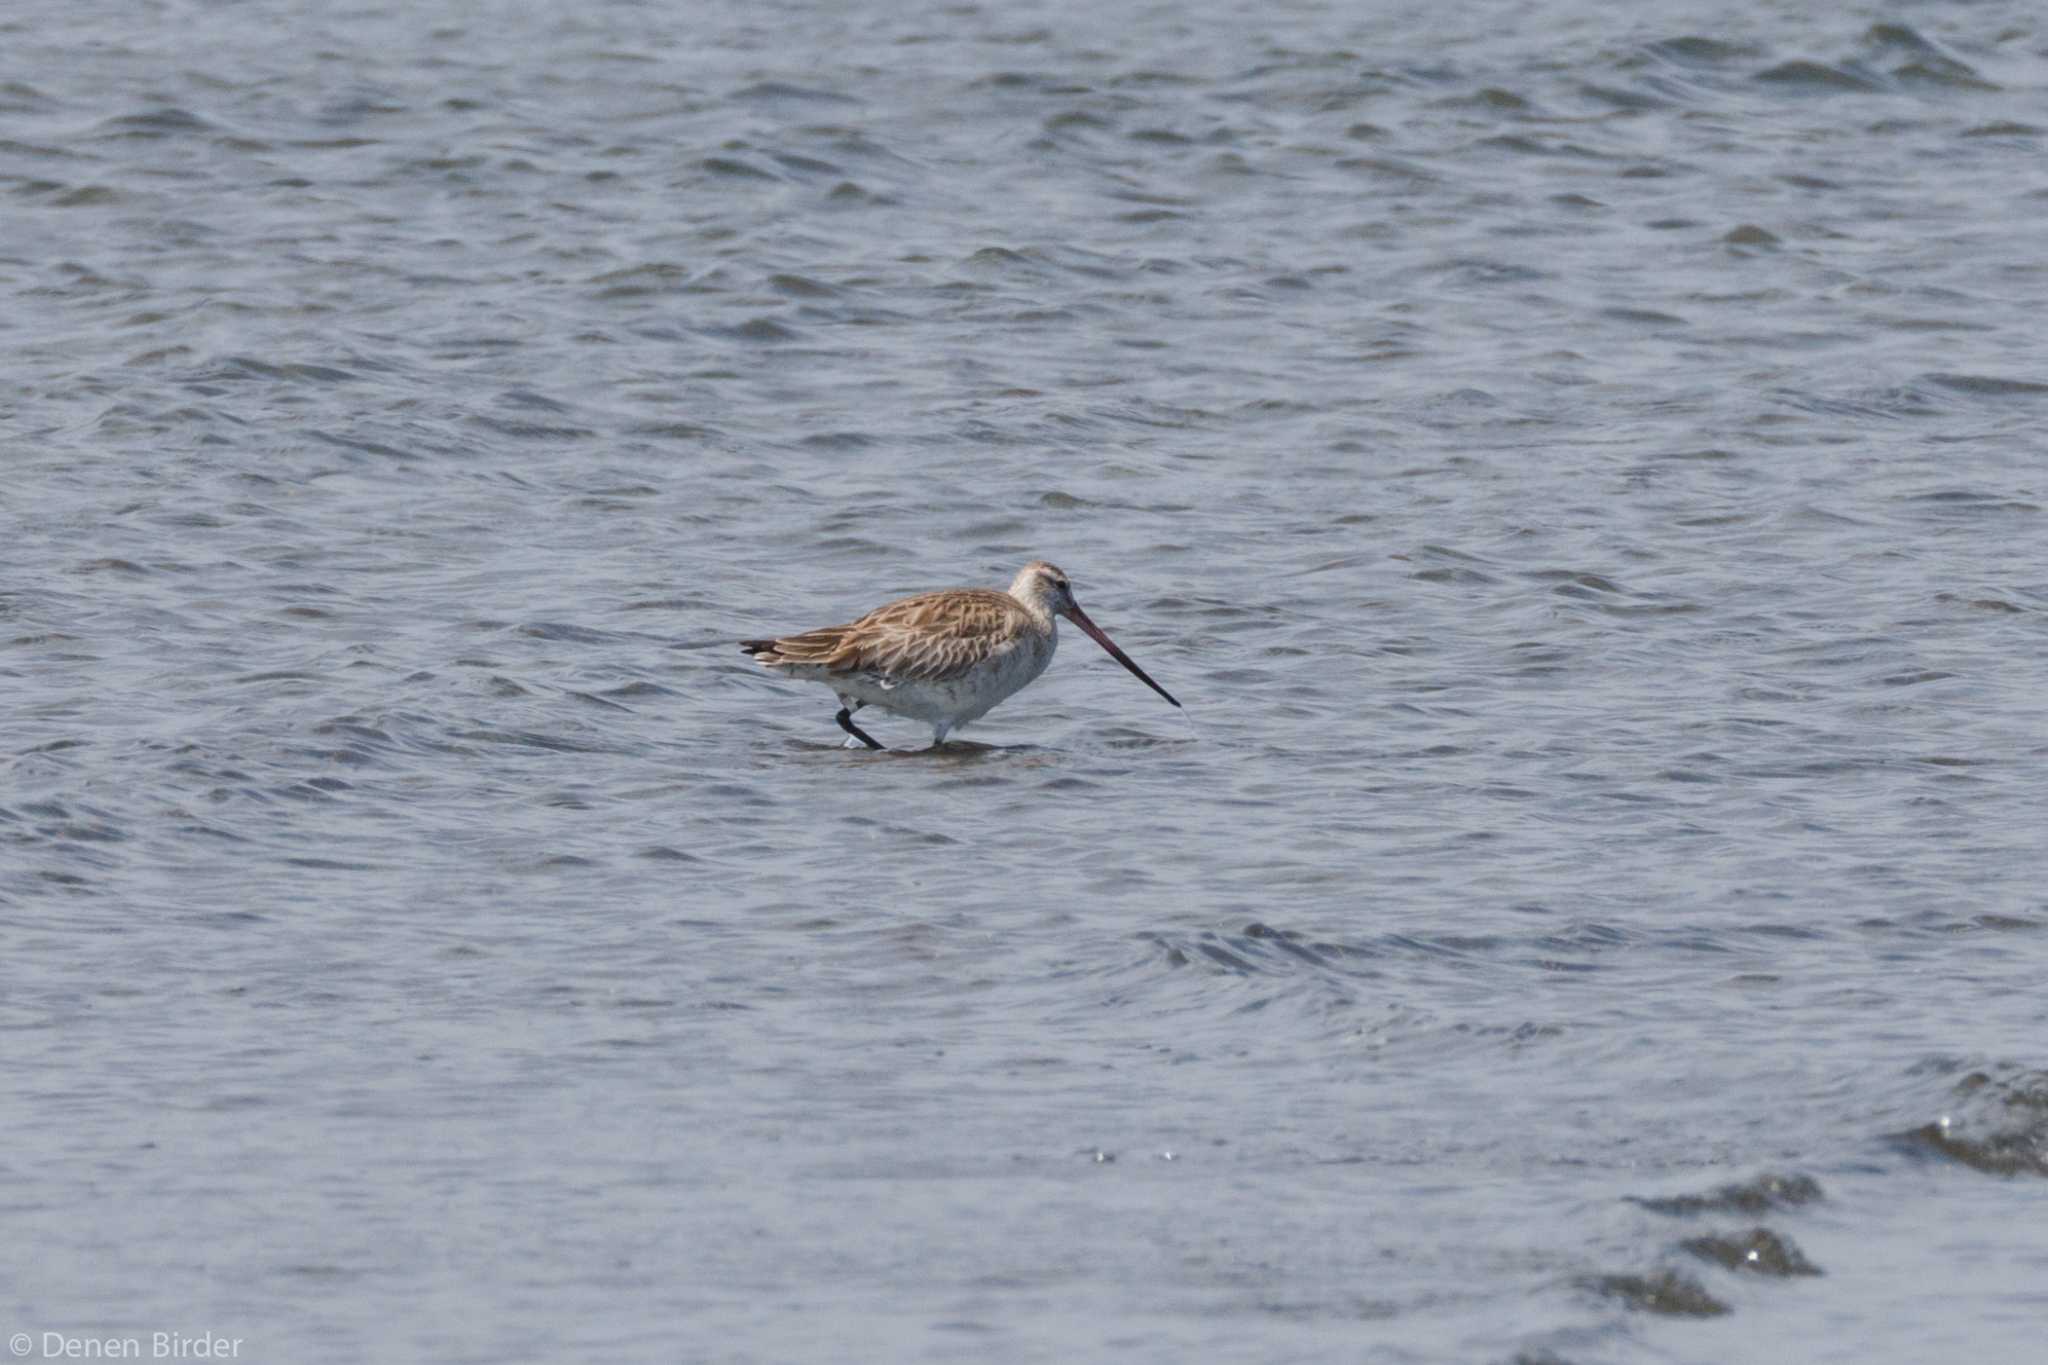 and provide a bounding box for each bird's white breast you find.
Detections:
[840,621,1056,726]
